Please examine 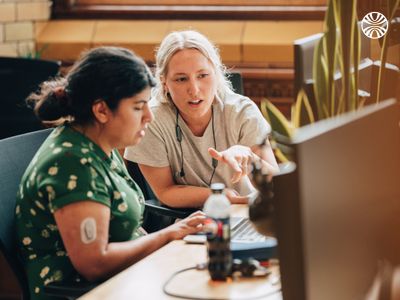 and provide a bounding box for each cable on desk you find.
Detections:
[162,263,281,300]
